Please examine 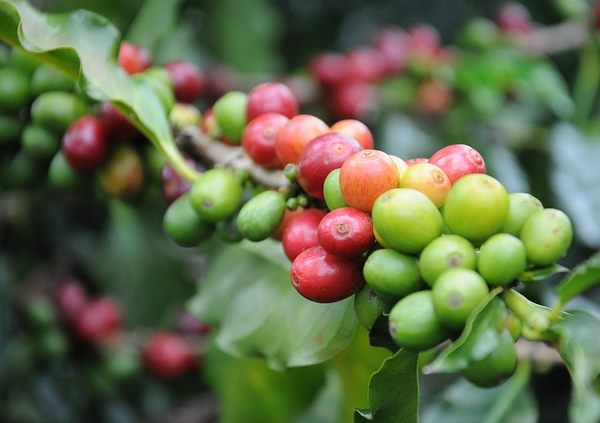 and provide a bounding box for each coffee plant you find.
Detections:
[2,0,600,422]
